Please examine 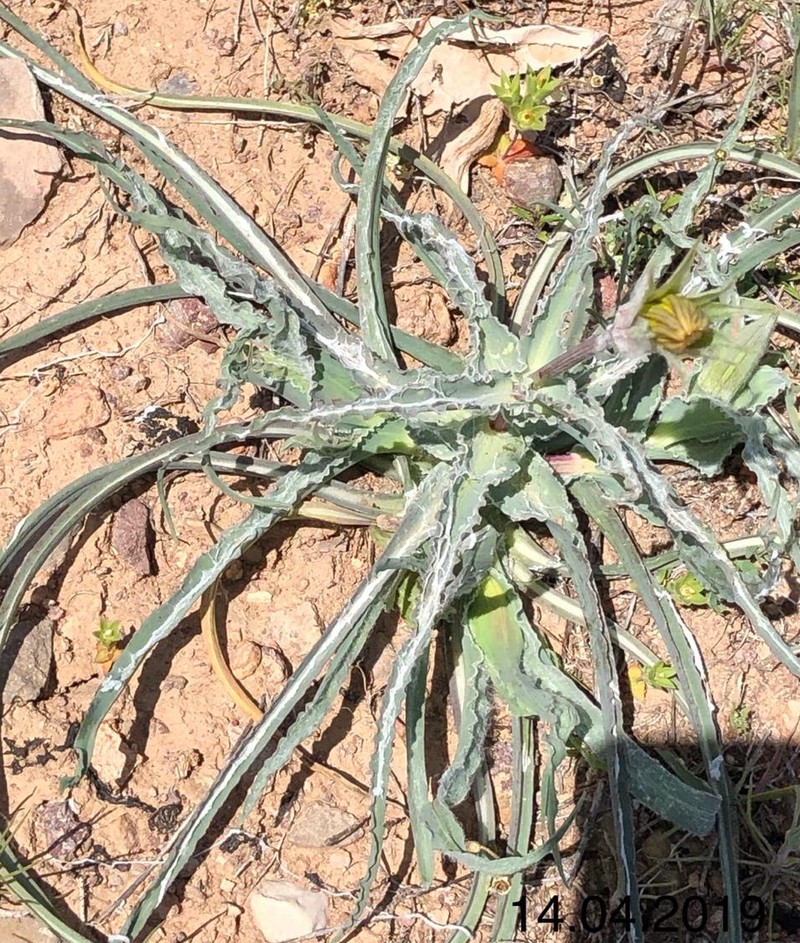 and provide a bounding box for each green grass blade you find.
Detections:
[467,568,578,870]
[439,808,580,876]
[446,763,497,943]
[239,575,397,821]
[353,463,482,926]
[606,141,800,189]
[523,458,640,936]
[0,848,96,943]
[124,580,392,938]
[0,283,187,363]
[381,209,523,376]
[650,81,756,279]
[313,105,473,326]
[724,230,800,287]
[0,4,96,92]
[737,413,798,559]
[788,28,800,157]
[521,120,638,364]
